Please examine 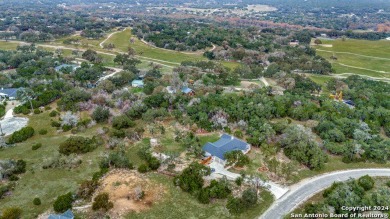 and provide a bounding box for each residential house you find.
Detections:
[166,86,195,96]
[54,64,80,73]
[202,134,251,165]
[181,87,195,96]
[131,79,144,88]
[0,88,20,100]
